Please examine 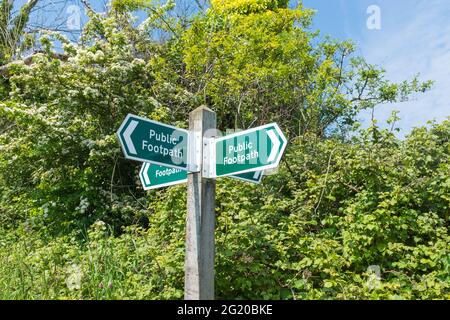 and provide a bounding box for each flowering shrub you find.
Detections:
[0,0,447,299]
